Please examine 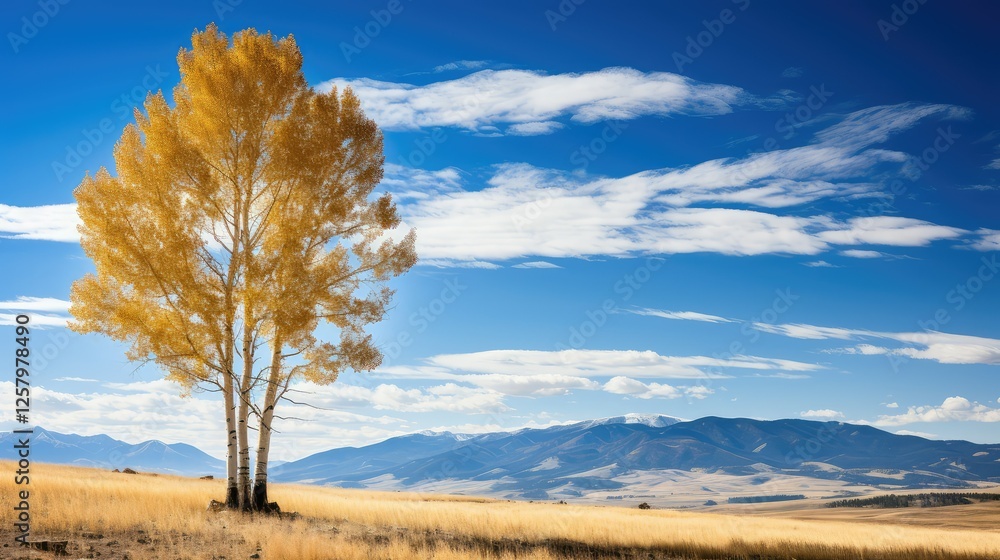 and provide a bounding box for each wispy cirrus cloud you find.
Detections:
[0,204,79,242]
[818,216,964,247]
[4,103,986,268]
[971,228,1000,251]
[383,103,974,264]
[512,261,562,269]
[431,60,491,73]
[407,349,821,377]
[632,307,1000,367]
[288,380,510,414]
[320,67,756,135]
[378,348,821,398]
[0,296,71,312]
[625,308,736,323]
[0,296,72,327]
[759,323,1000,366]
[840,249,888,258]
[812,102,970,151]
